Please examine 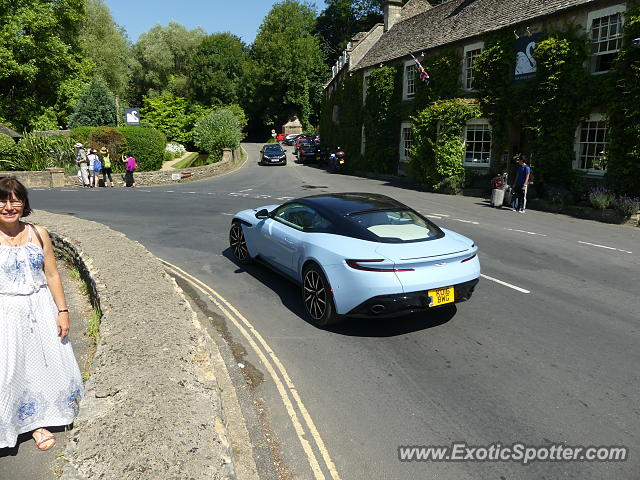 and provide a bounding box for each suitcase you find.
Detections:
[98,179,105,187]
[503,187,512,207]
